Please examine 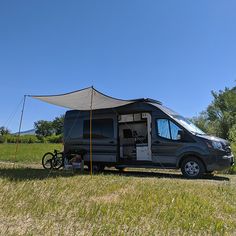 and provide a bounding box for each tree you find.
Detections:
[229,124,236,142]
[206,86,236,139]
[52,115,64,135]
[0,126,10,135]
[34,120,54,137]
[34,115,64,138]
[192,86,236,139]
[191,111,211,134]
